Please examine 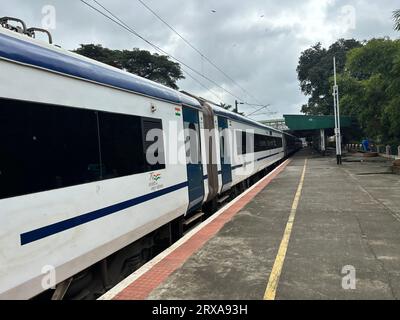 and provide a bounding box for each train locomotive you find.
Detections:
[0,18,301,299]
